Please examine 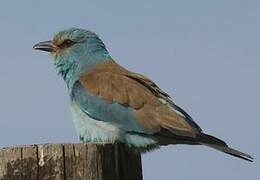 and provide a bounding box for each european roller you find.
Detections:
[33,28,253,162]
